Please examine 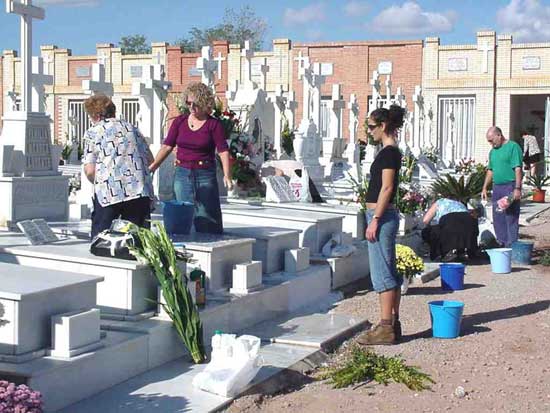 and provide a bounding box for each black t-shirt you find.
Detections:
[365,145,402,203]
